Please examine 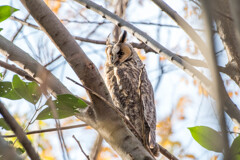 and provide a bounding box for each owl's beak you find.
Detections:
[111,53,119,64]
